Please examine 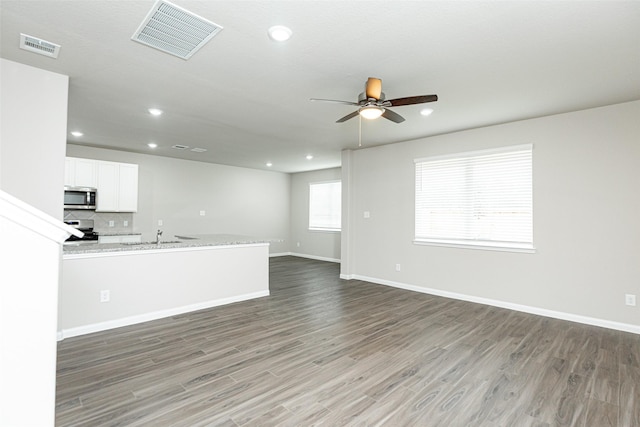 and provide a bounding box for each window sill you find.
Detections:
[309,228,341,233]
[413,239,535,253]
